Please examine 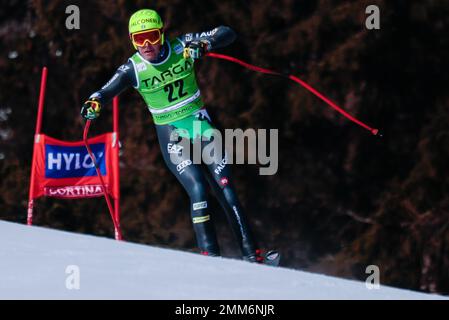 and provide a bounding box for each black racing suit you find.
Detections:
[87,26,259,261]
